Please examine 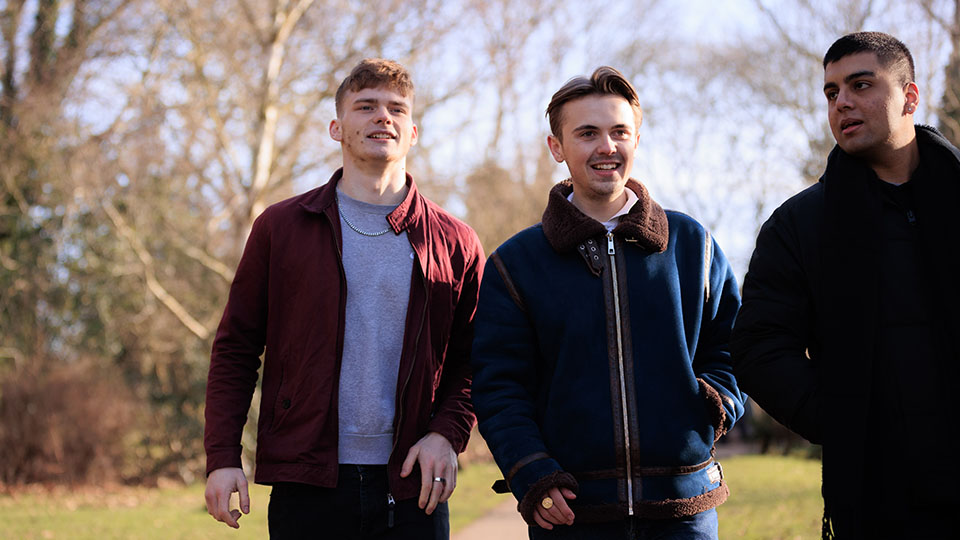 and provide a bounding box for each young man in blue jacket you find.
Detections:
[471,66,745,539]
